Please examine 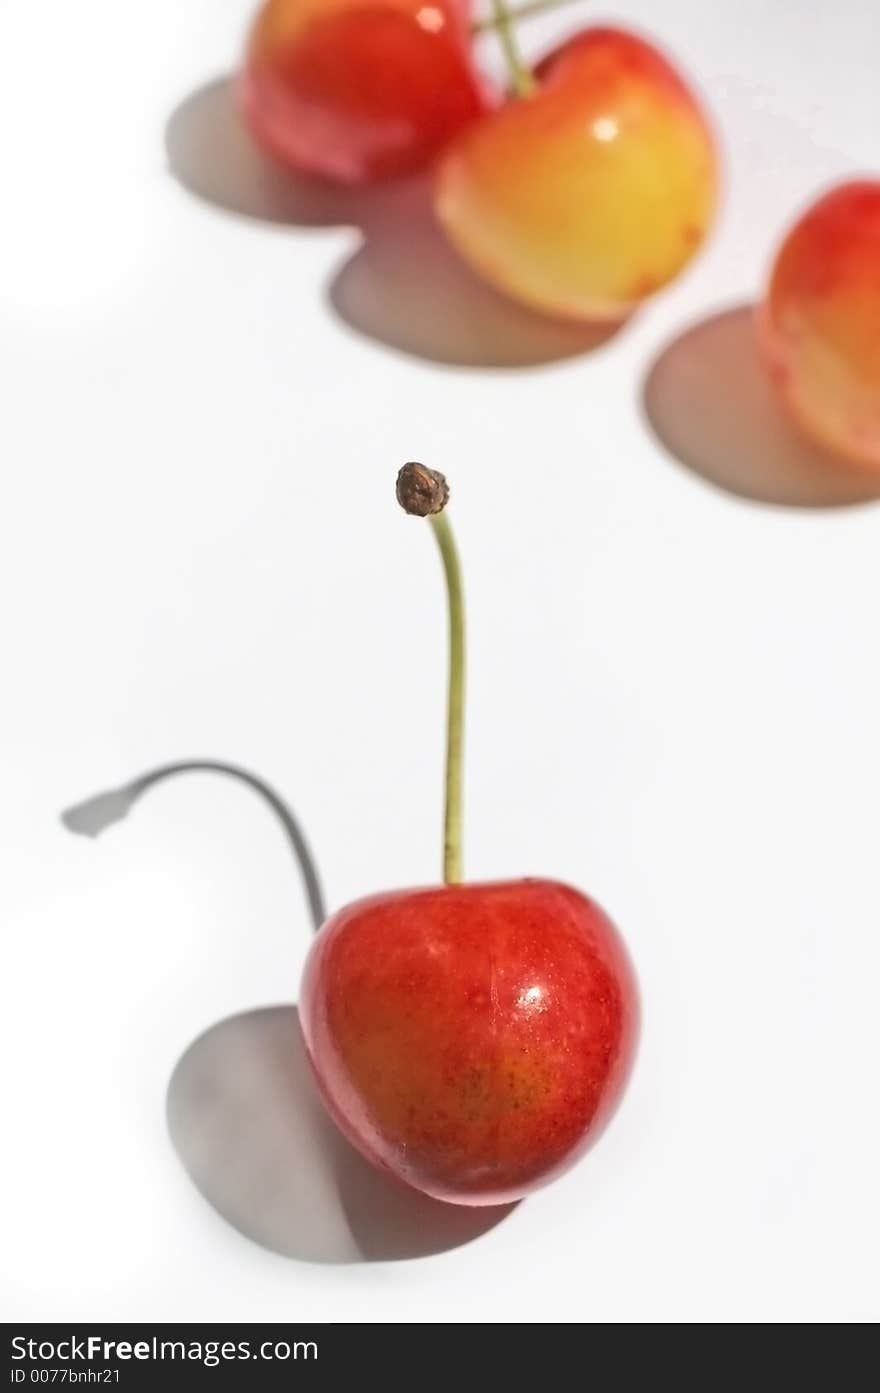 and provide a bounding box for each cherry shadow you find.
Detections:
[163,75,379,229]
[643,303,880,509]
[326,175,621,369]
[164,76,622,369]
[167,1004,516,1263]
